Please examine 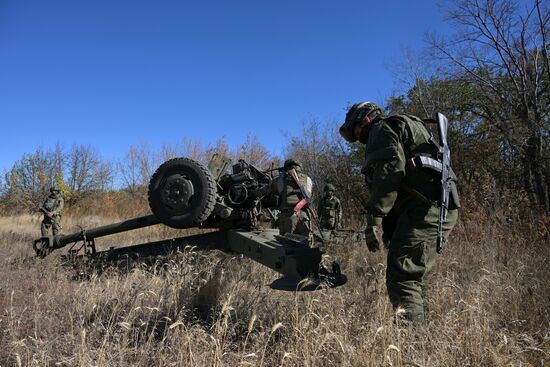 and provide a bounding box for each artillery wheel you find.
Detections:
[148,158,217,229]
